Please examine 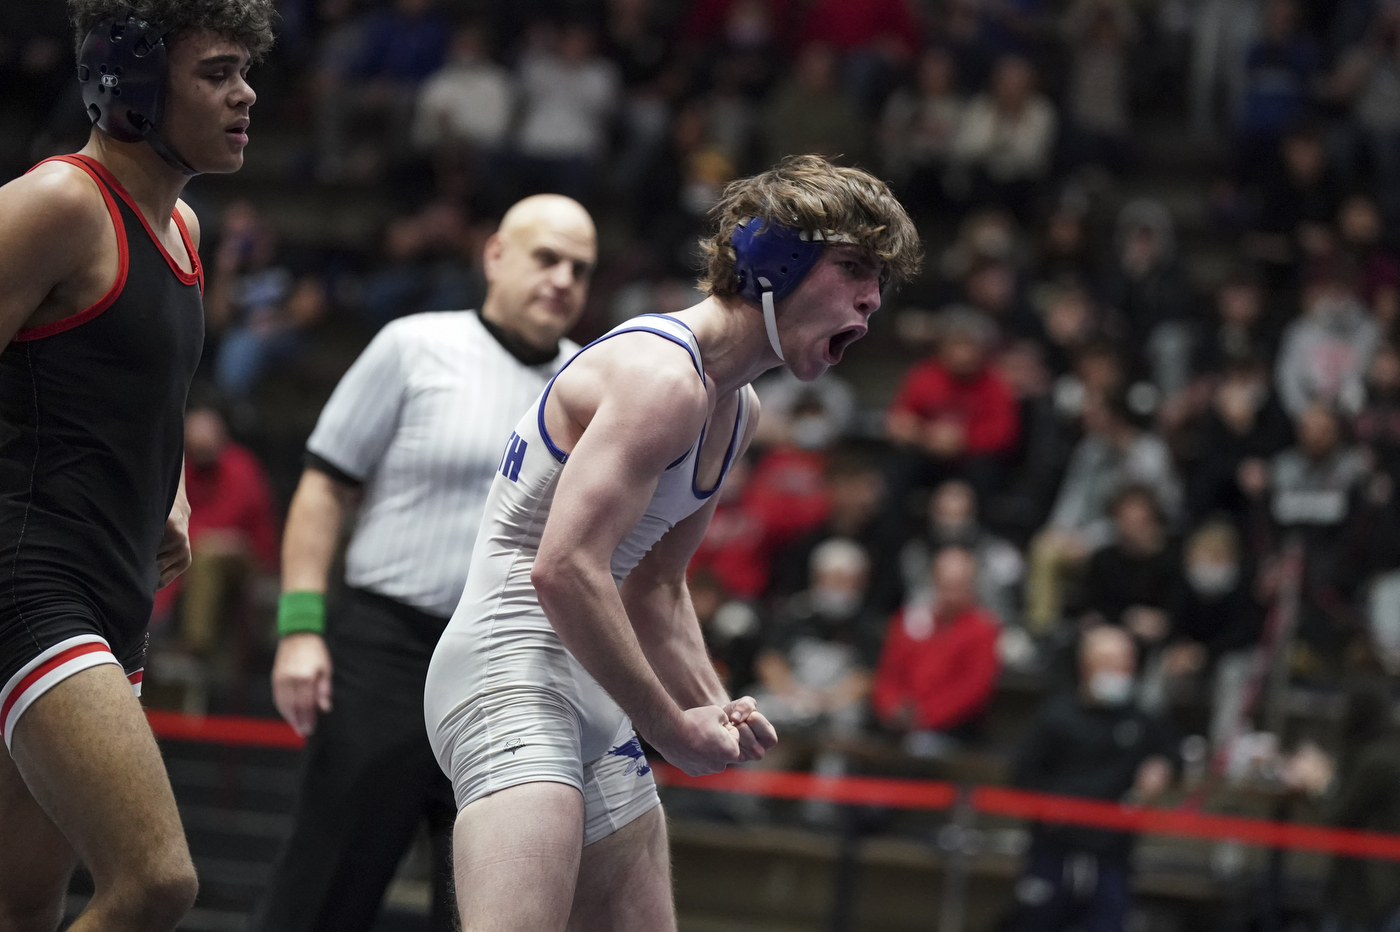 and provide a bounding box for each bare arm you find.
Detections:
[157,461,192,589]
[0,163,111,344]
[272,467,362,735]
[533,353,743,775]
